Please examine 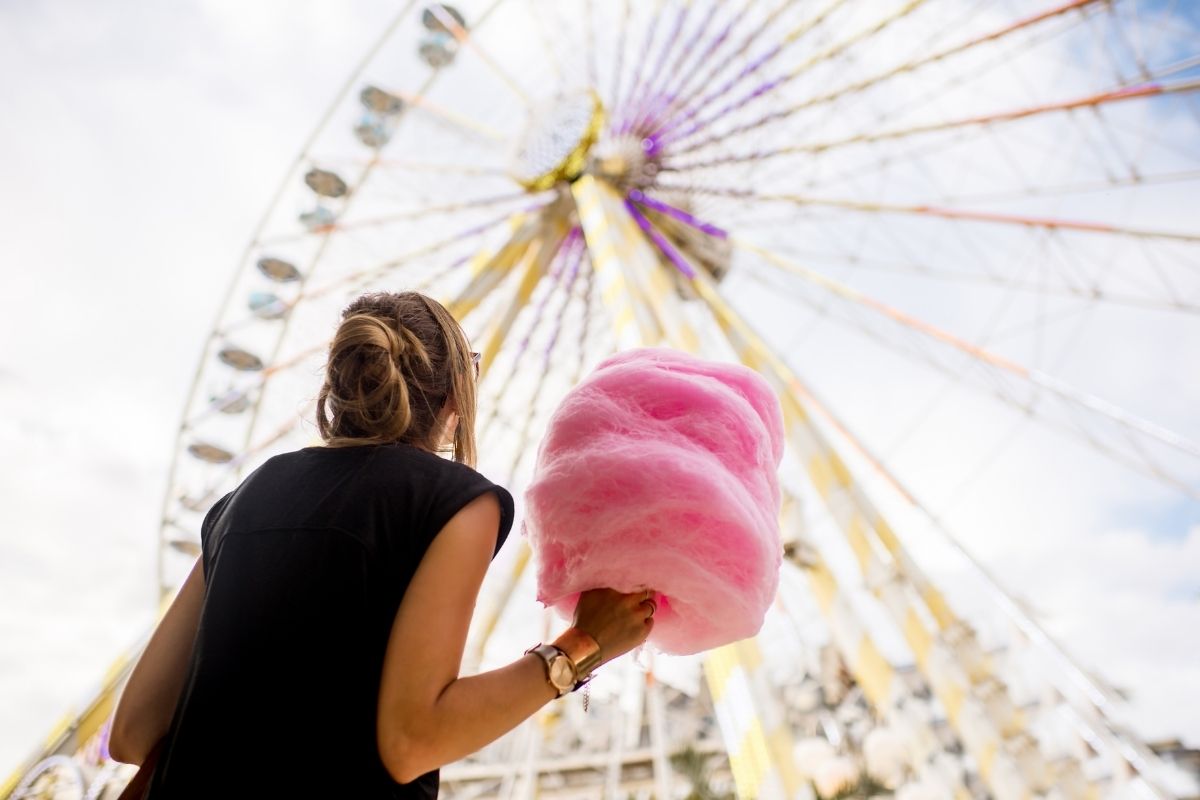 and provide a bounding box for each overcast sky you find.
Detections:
[0,0,1196,784]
